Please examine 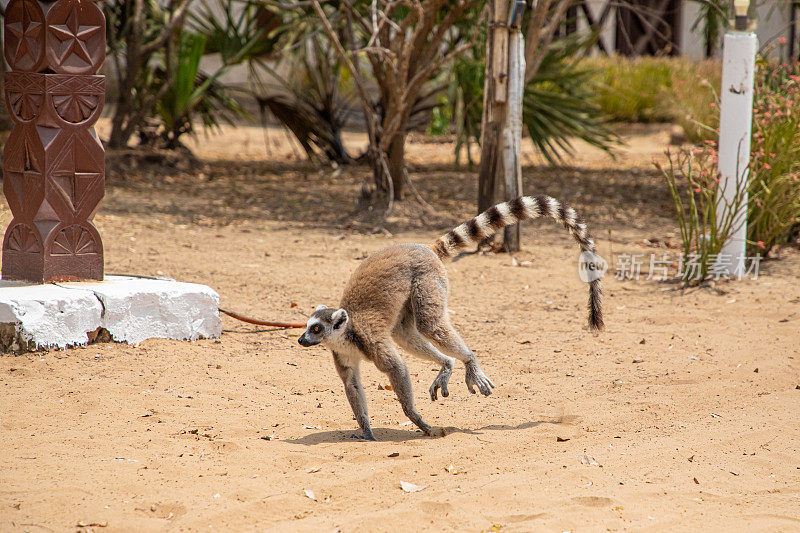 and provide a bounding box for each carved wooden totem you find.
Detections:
[3,0,105,282]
